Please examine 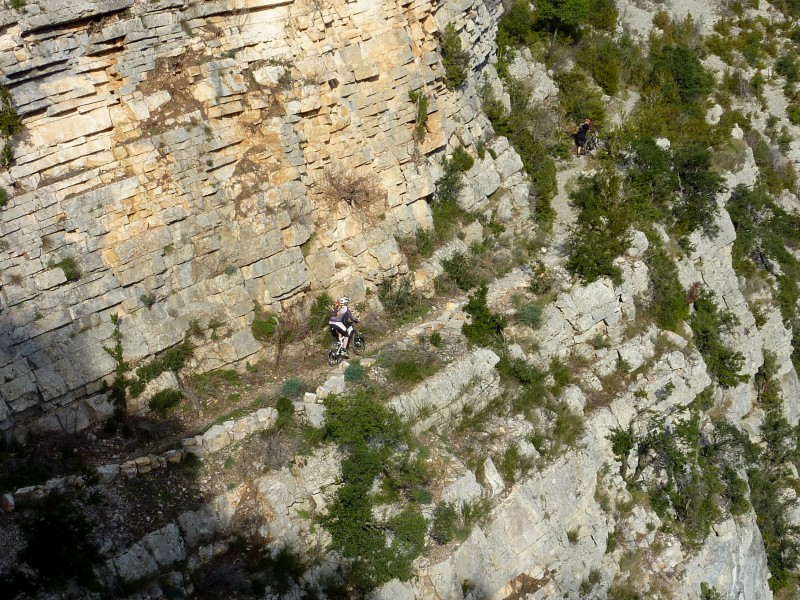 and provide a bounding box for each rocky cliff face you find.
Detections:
[0,0,529,434]
[2,0,800,598]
